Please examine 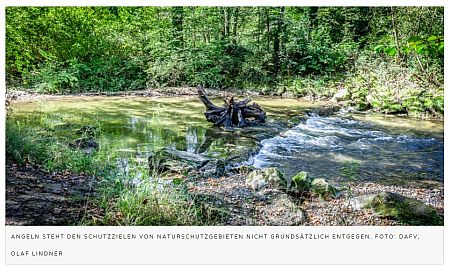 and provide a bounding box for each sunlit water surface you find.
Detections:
[11,96,443,188]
